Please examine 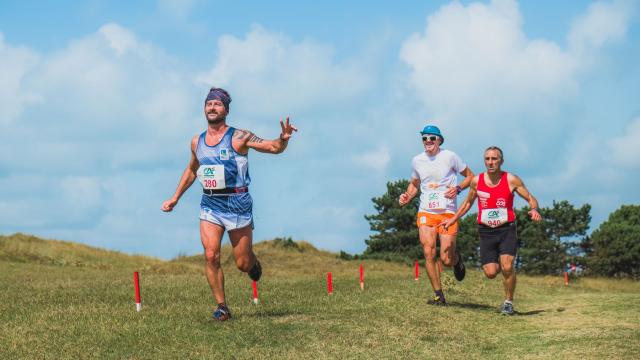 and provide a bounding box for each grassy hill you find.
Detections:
[1,233,639,359]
